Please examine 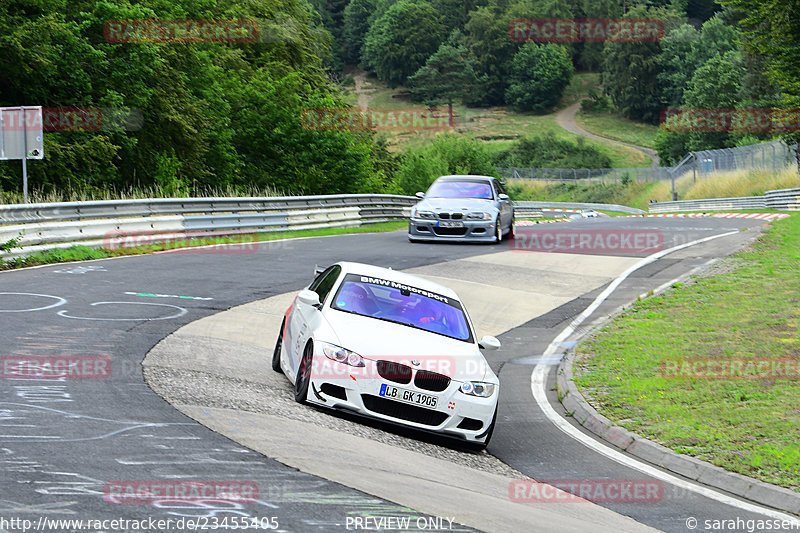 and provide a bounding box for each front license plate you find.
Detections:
[438,221,464,228]
[379,384,438,408]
